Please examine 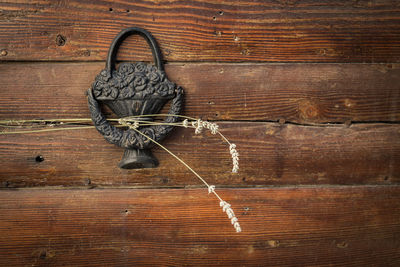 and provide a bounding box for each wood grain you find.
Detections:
[1,1,399,265]
[0,122,399,188]
[0,0,400,62]
[0,186,399,266]
[0,62,399,123]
